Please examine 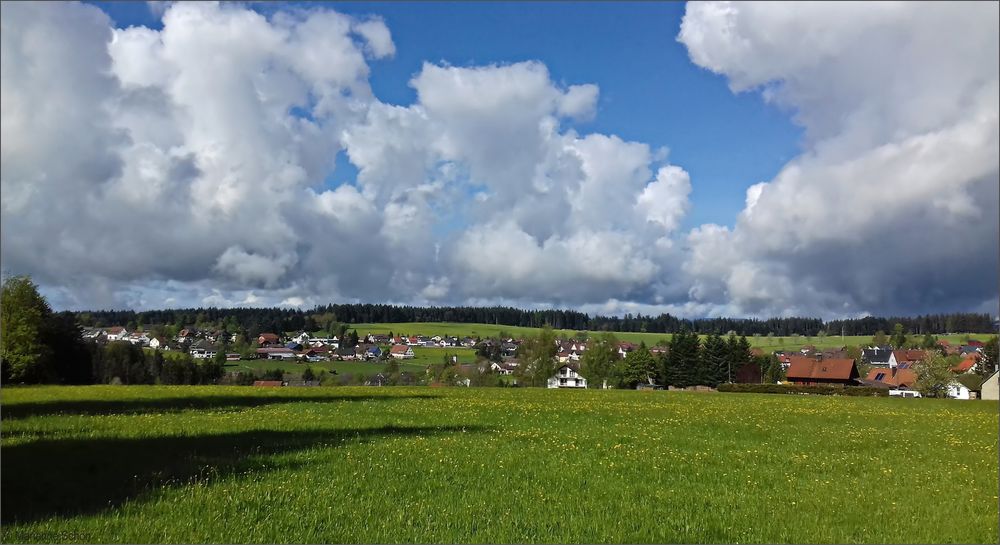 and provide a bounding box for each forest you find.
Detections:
[72,303,997,336]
